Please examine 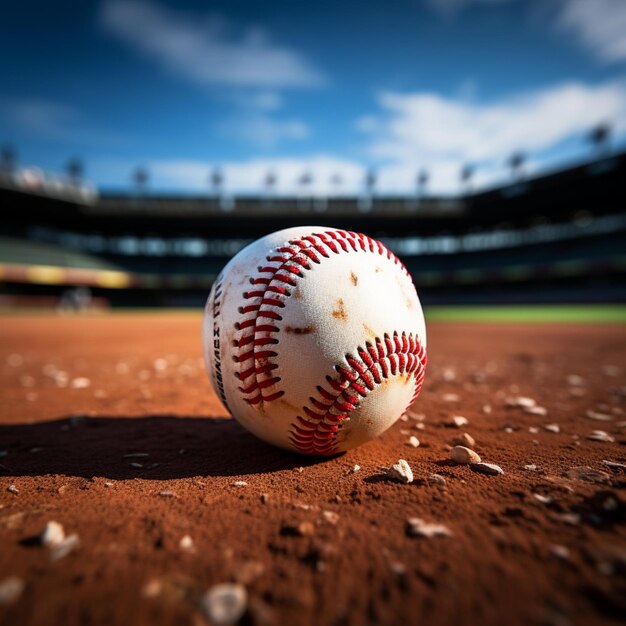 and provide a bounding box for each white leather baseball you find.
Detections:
[202,226,427,455]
